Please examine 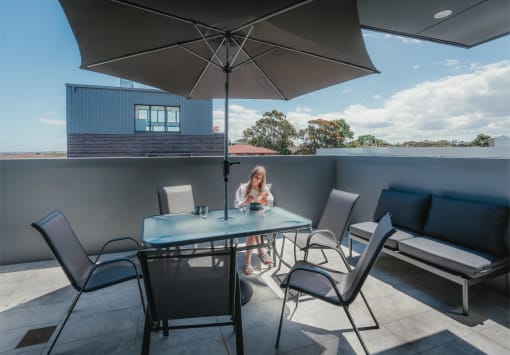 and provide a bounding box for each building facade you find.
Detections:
[66,84,223,157]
